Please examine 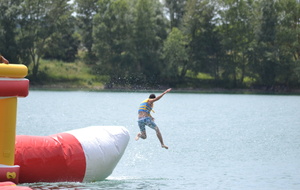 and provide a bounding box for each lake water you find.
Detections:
[16,91,300,190]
